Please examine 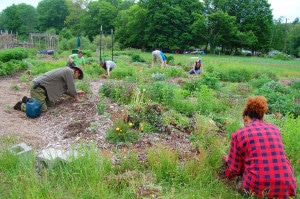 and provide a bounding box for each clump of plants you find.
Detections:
[151,72,166,81]
[106,119,139,145]
[100,81,137,104]
[128,103,164,133]
[96,101,105,115]
[255,80,300,116]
